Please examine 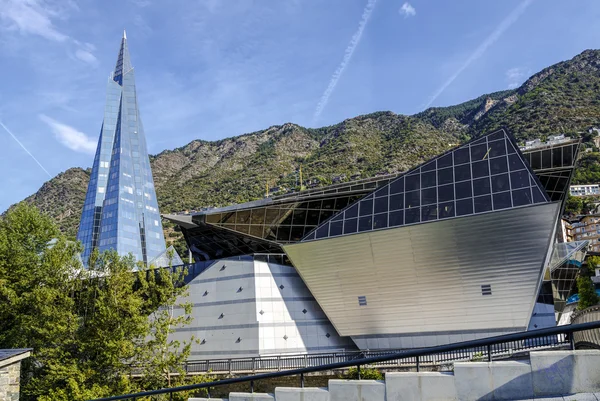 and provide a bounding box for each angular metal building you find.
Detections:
[166,129,583,357]
[77,32,167,266]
